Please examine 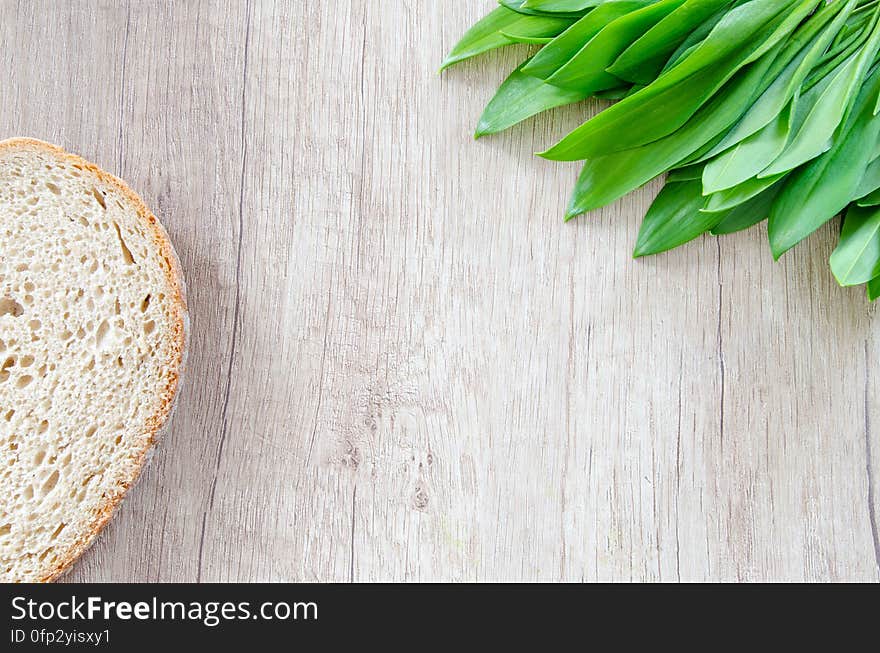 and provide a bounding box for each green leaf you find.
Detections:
[523,1,656,80]
[701,100,793,194]
[867,275,880,300]
[565,43,782,217]
[545,0,686,94]
[655,2,732,76]
[499,34,555,44]
[761,10,880,177]
[440,7,574,71]
[542,0,811,161]
[666,163,704,182]
[768,64,880,258]
[658,0,804,82]
[475,59,590,137]
[703,173,786,213]
[594,85,634,99]
[521,0,605,12]
[858,186,880,207]
[830,205,880,286]
[501,0,594,17]
[853,155,880,201]
[634,179,723,257]
[709,180,783,235]
[607,0,733,85]
[692,0,854,164]
[802,19,870,91]
[675,130,730,167]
